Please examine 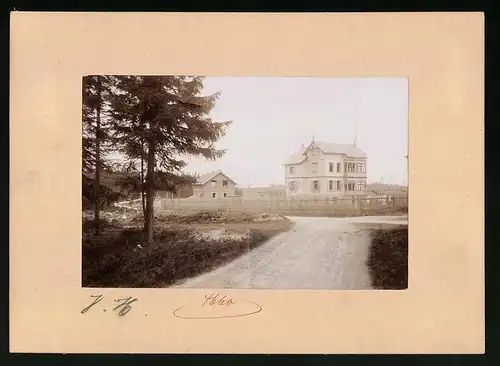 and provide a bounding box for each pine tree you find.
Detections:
[110,76,231,244]
[82,75,115,235]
